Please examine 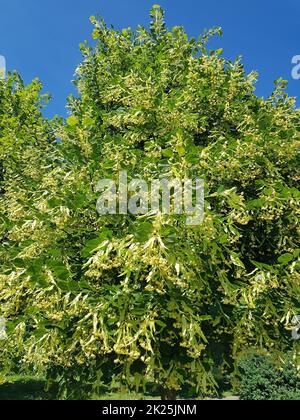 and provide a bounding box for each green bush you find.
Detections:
[238,353,300,400]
